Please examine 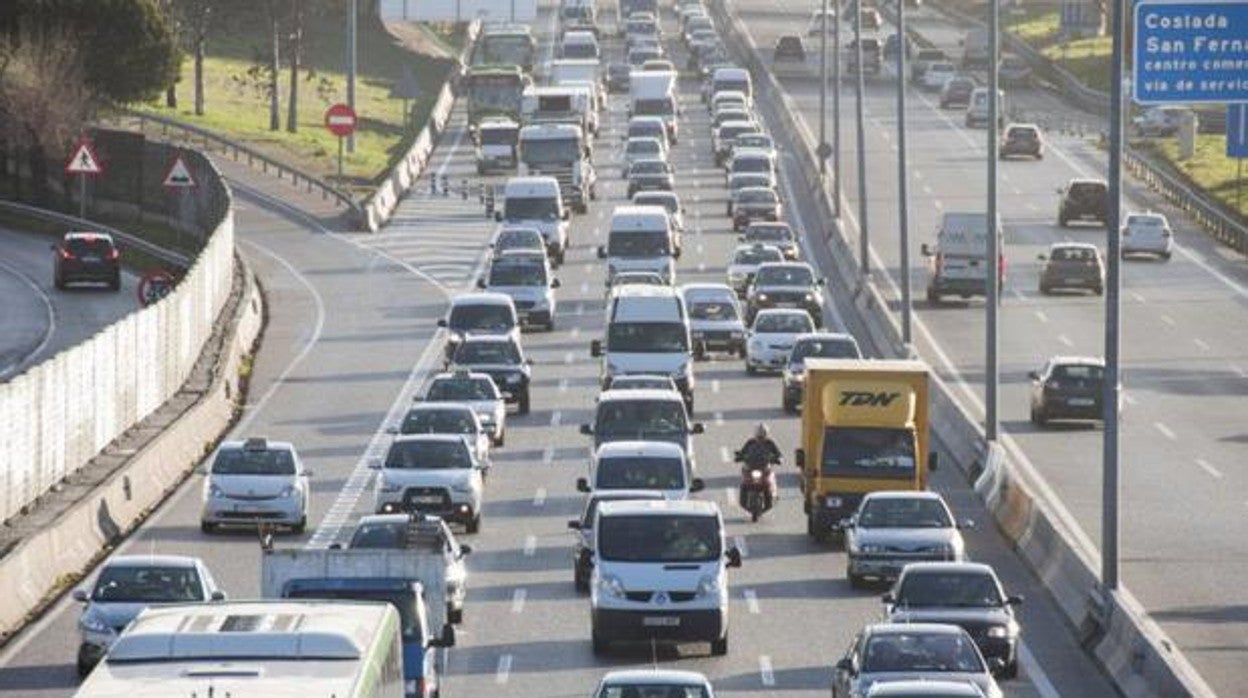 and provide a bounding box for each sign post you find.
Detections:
[64,137,104,218]
[324,103,357,182]
[1228,104,1248,210]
